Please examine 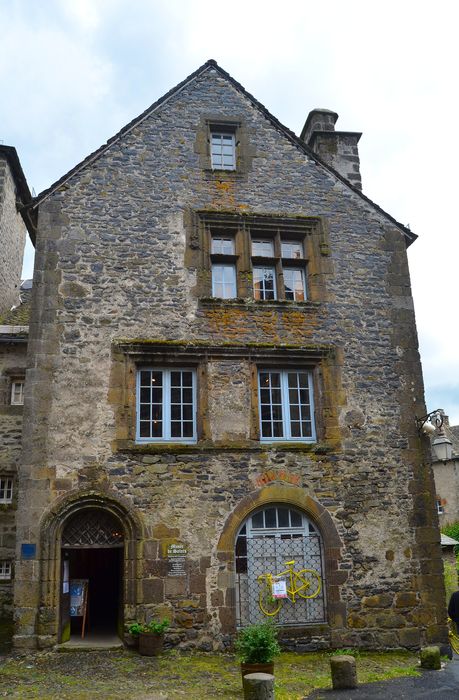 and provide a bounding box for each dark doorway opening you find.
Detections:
[65,547,122,637]
[59,507,125,643]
